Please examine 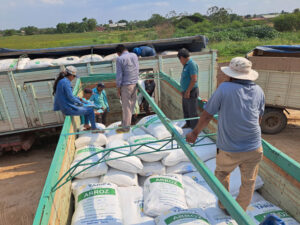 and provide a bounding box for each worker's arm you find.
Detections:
[186,110,213,143]
[64,81,82,105]
[184,75,197,99]
[116,58,123,97]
